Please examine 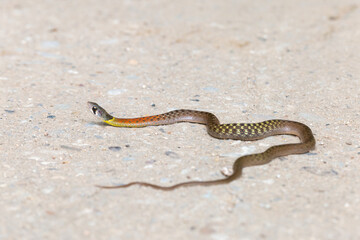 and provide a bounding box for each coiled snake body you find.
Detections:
[88,102,315,190]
